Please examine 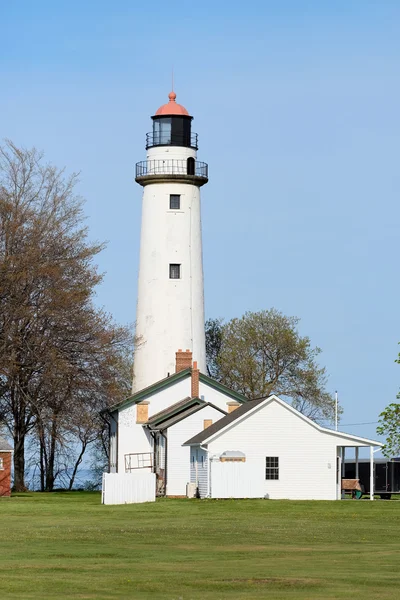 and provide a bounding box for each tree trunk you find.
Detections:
[39,437,45,492]
[68,440,87,491]
[12,394,27,492]
[13,433,26,492]
[45,414,58,491]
